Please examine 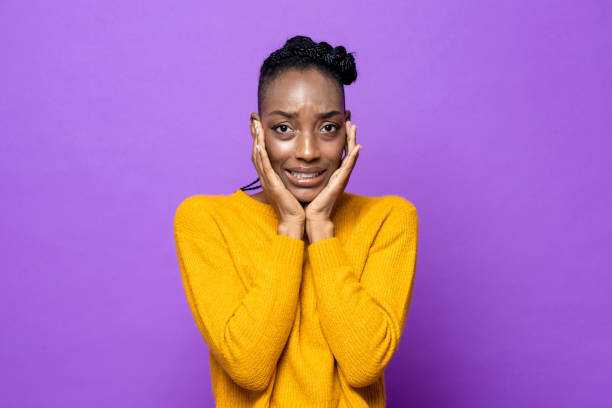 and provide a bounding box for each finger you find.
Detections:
[350,144,362,166]
[256,122,281,187]
[344,120,350,158]
[349,123,357,154]
[252,124,264,185]
[253,122,269,190]
[347,147,361,180]
[252,121,260,167]
[256,120,262,147]
[339,128,358,172]
[337,143,362,180]
[341,122,356,166]
[253,135,263,182]
[259,140,281,187]
[251,122,258,164]
[335,144,362,190]
[255,143,268,191]
[254,123,268,186]
[346,144,362,173]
